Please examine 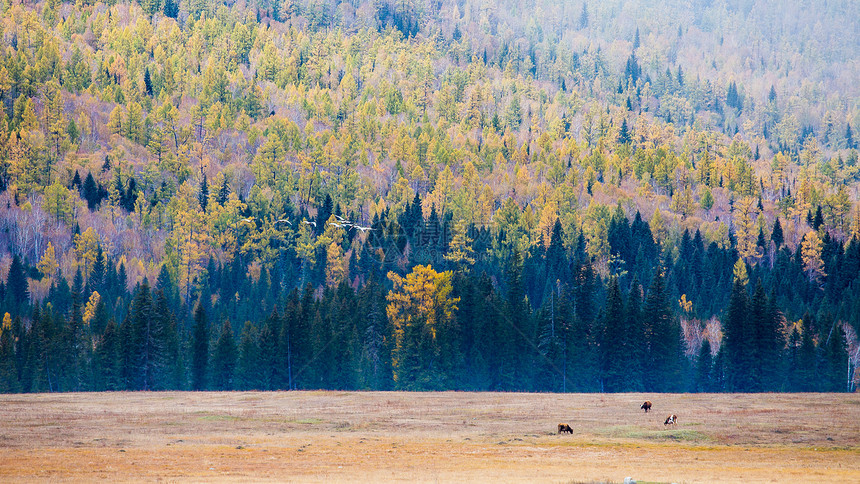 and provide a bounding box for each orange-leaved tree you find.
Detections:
[386,265,459,390]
